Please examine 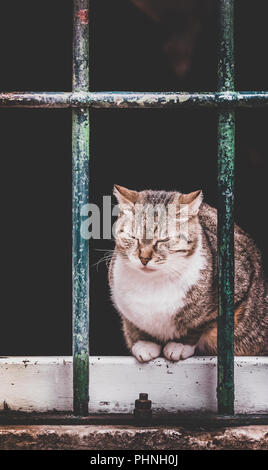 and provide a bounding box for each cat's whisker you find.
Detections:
[91,252,113,271]
[94,248,114,251]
